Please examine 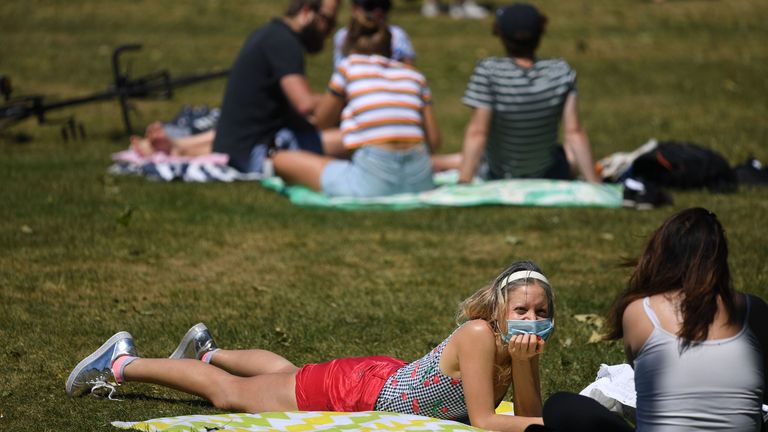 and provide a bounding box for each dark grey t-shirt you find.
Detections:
[463,57,576,179]
[213,19,312,171]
